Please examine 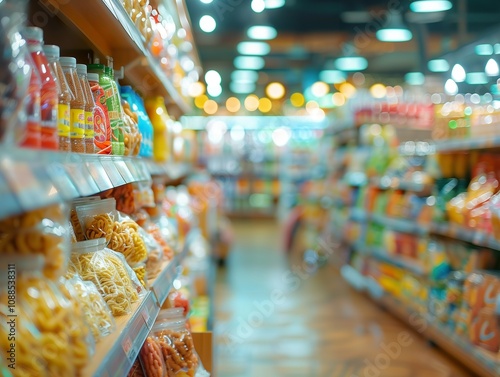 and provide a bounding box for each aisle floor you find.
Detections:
[213,220,474,377]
